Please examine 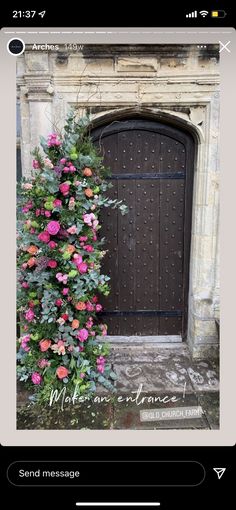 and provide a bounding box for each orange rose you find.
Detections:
[27,245,38,255]
[72,319,80,329]
[27,257,37,267]
[39,339,51,352]
[75,301,86,311]
[83,167,93,177]
[56,366,69,379]
[66,244,76,254]
[84,188,93,198]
